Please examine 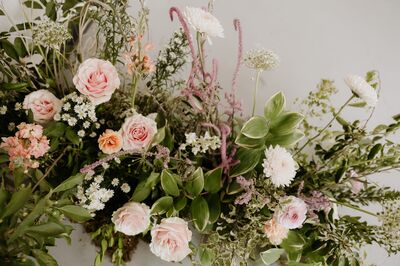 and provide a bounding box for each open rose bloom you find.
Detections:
[111,202,151,236]
[98,129,123,154]
[275,196,308,229]
[120,114,157,151]
[23,89,62,124]
[149,217,192,262]
[73,58,120,105]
